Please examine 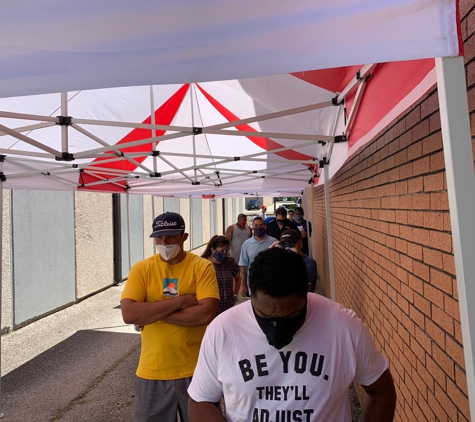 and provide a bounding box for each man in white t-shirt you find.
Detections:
[188,248,396,422]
